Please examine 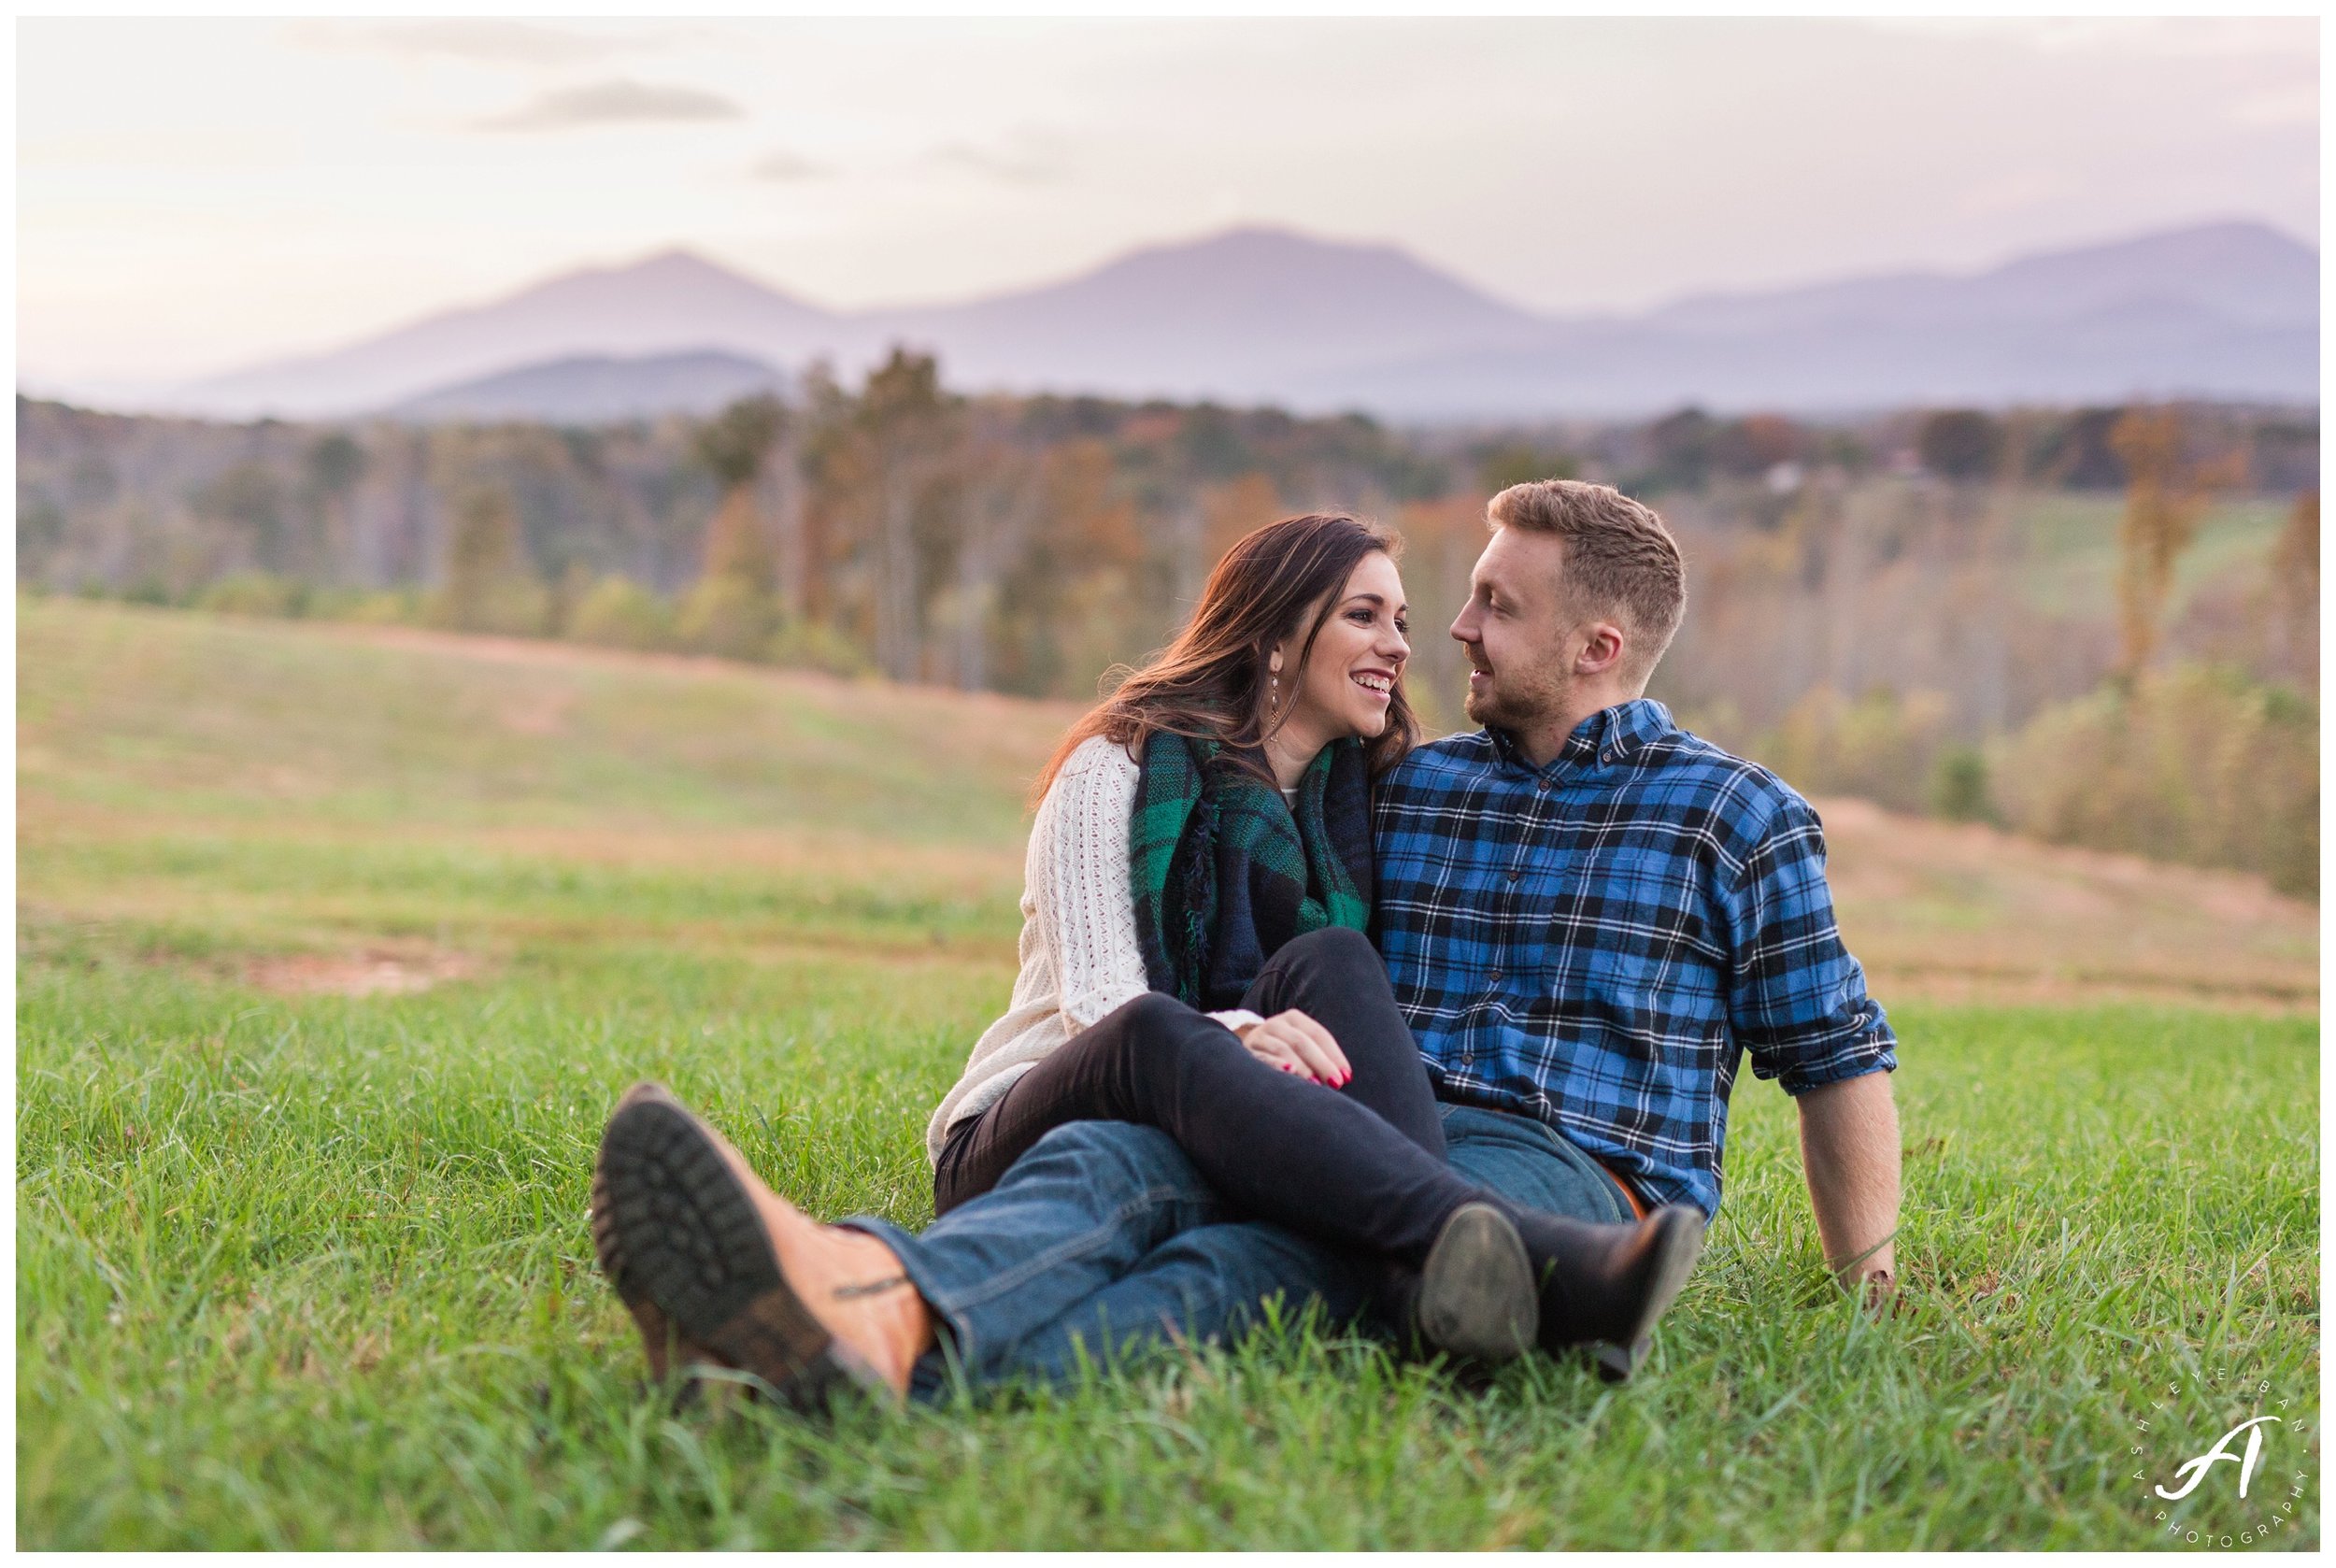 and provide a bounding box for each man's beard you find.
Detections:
[1463,663,1571,734]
